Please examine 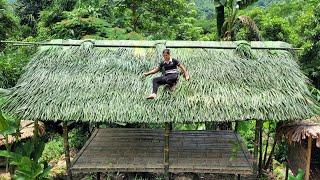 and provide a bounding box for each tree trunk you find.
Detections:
[216,5,225,39]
